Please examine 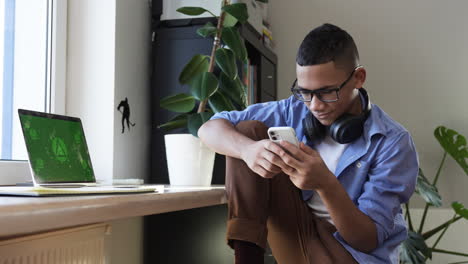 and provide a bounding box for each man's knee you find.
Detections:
[235,120,269,141]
